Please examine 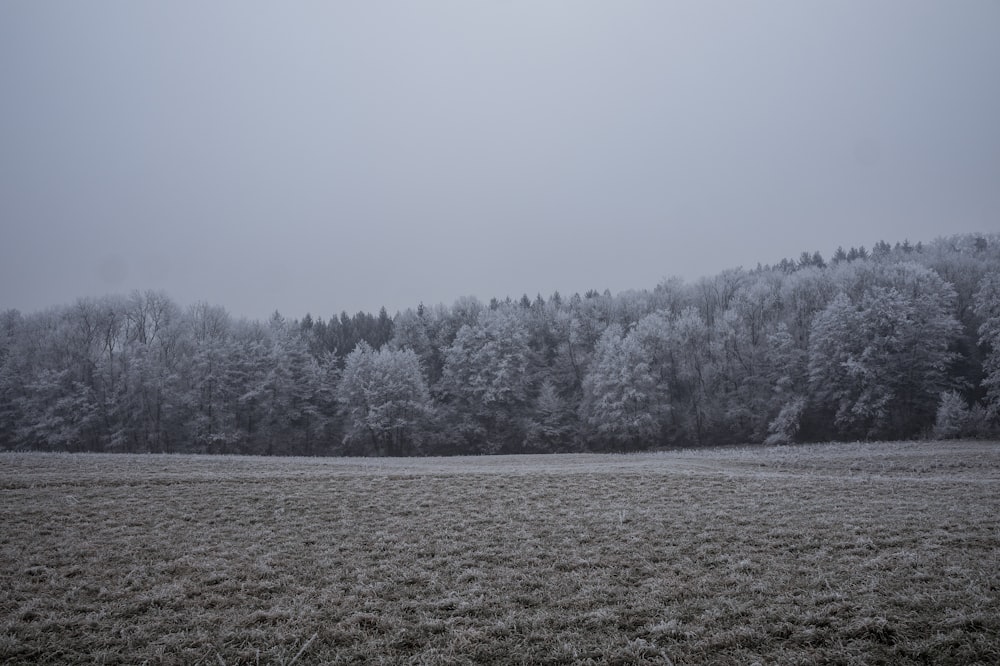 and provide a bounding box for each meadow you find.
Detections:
[1,441,998,664]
